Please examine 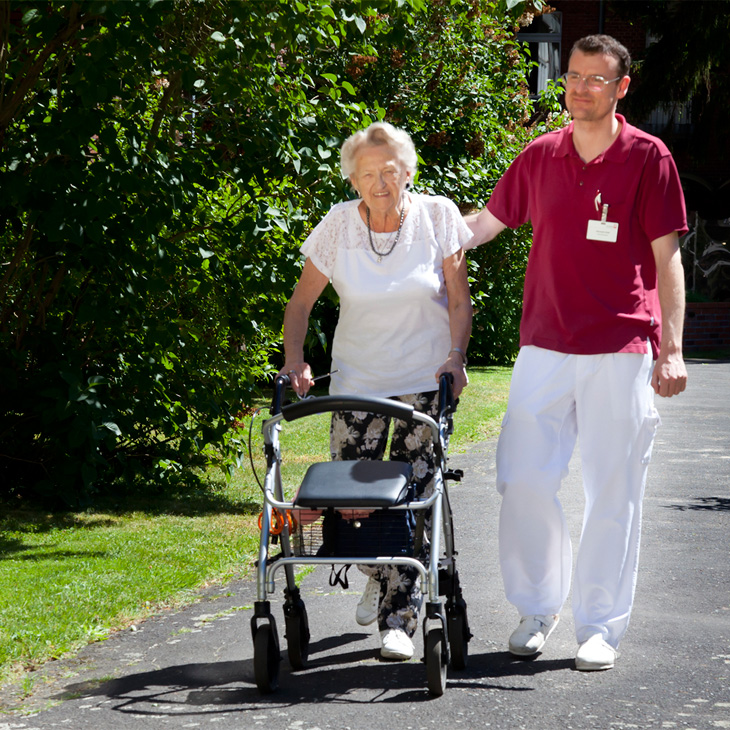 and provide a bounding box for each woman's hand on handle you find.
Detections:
[278,362,315,397]
[436,354,468,398]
